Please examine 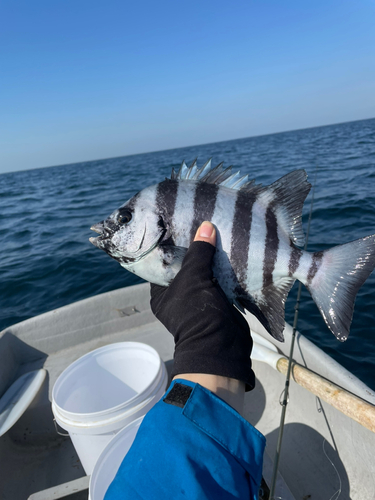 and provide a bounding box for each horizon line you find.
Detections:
[3,116,374,176]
